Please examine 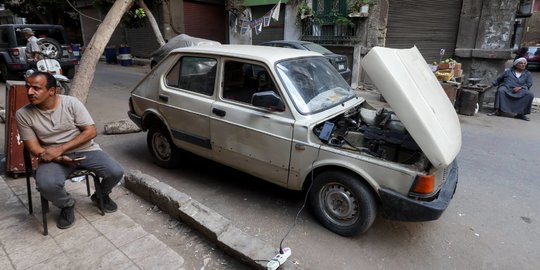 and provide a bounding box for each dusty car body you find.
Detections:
[149,34,221,68]
[128,45,460,236]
